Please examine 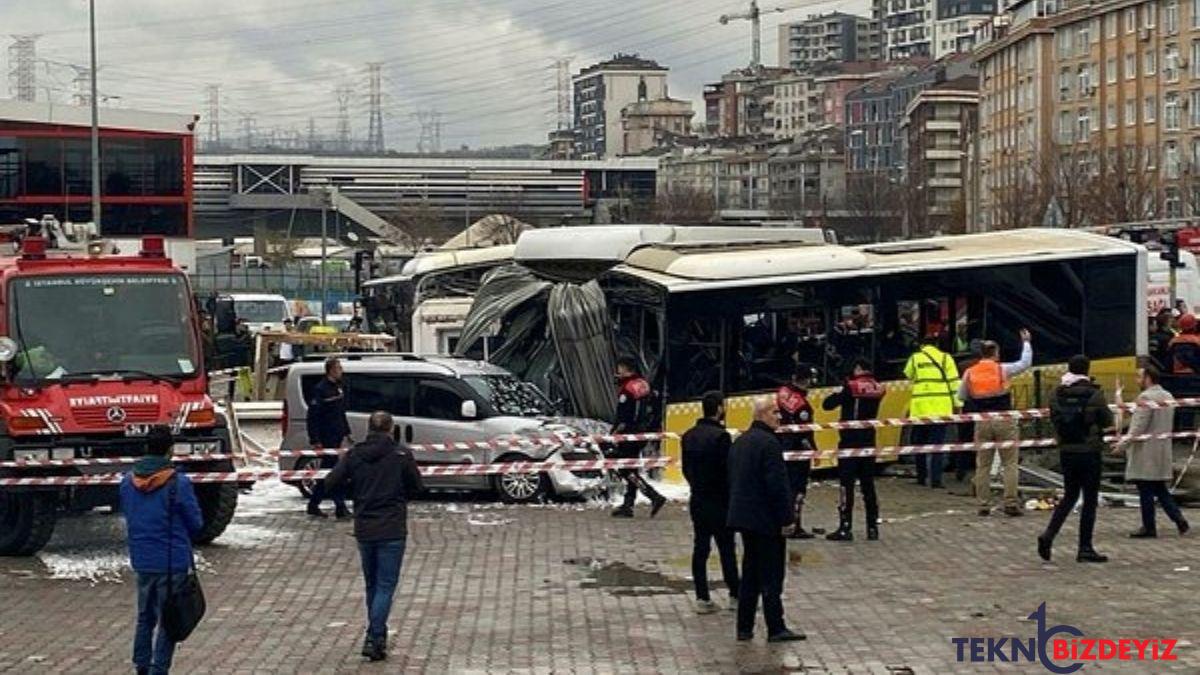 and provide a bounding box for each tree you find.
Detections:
[628,184,716,225]
[260,227,300,267]
[843,172,903,242]
[387,200,451,250]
